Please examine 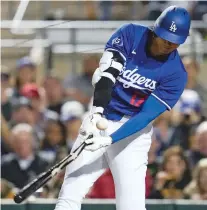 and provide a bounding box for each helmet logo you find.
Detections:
[169,21,177,32]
